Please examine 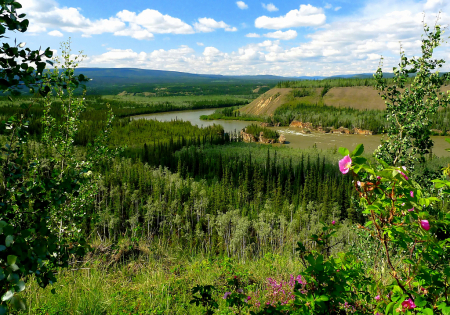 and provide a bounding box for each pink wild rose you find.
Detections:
[401,298,416,310]
[375,295,380,301]
[332,220,336,225]
[410,191,414,198]
[400,166,409,180]
[339,155,352,174]
[420,220,430,231]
